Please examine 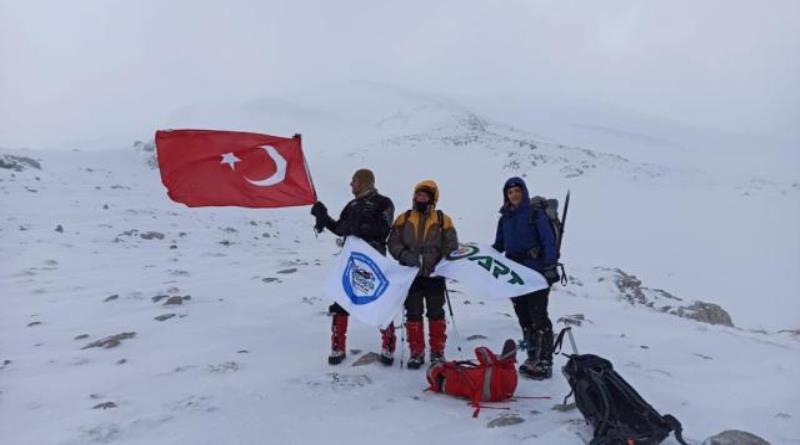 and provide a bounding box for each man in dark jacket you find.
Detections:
[492,177,559,379]
[311,169,395,365]
[388,180,458,369]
